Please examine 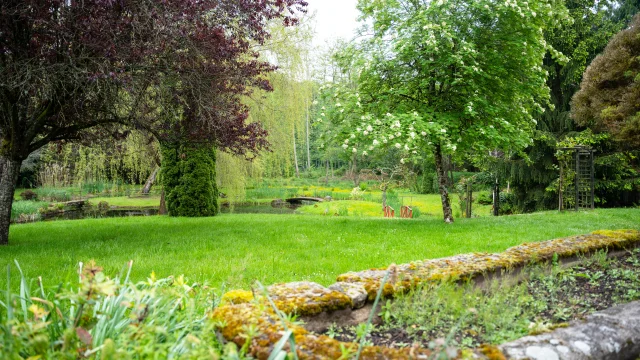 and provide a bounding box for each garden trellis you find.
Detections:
[558,146,595,211]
